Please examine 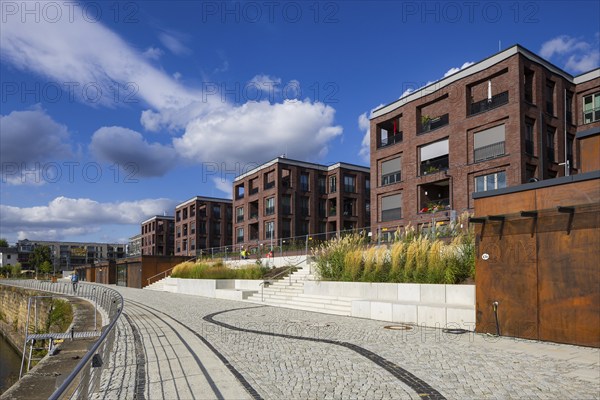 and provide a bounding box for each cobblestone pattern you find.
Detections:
[109,287,600,400]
